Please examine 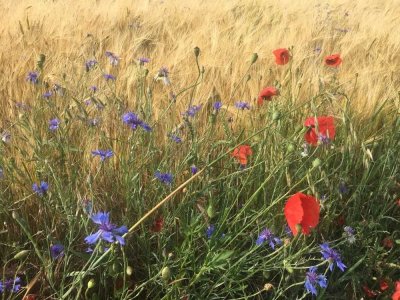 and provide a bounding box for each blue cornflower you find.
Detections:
[182,105,202,118]
[169,134,182,143]
[105,51,120,66]
[89,85,98,93]
[320,242,346,272]
[26,71,39,84]
[43,91,52,99]
[49,118,60,131]
[103,73,116,81]
[84,212,128,245]
[85,59,98,71]
[92,149,113,161]
[318,134,331,145]
[235,101,251,110]
[155,67,171,85]
[138,57,150,65]
[32,181,49,197]
[256,228,282,249]
[0,277,22,293]
[206,224,215,239]
[155,171,173,185]
[50,244,64,259]
[122,112,152,132]
[191,165,198,175]
[343,226,356,244]
[213,101,222,111]
[304,266,328,296]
